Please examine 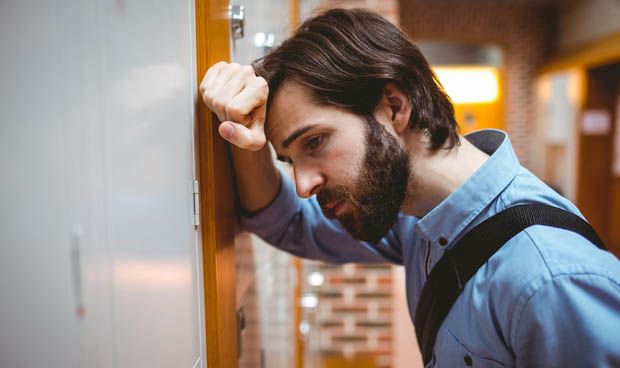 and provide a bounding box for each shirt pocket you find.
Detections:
[432,330,510,368]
